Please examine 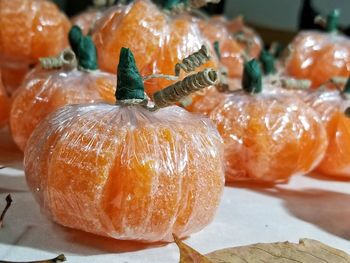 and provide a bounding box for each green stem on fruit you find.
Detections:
[242,59,262,94]
[69,26,98,70]
[213,41,221,60]
[326,9,340,33]
[259,50,276,75]
[116,48,145,102]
